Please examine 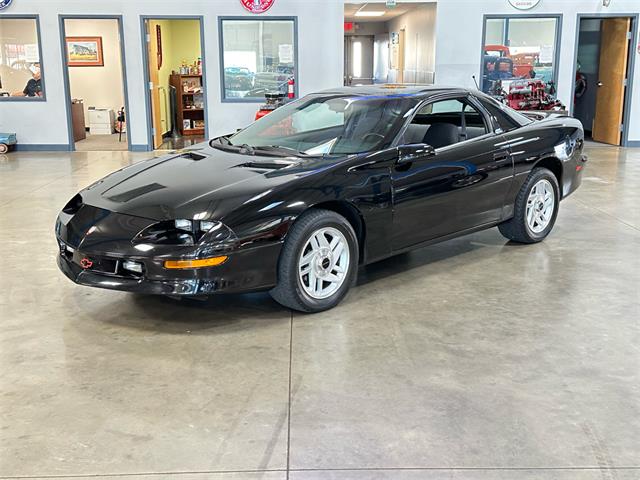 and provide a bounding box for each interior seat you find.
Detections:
[422,123,459,149]
[462,126,487,140]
